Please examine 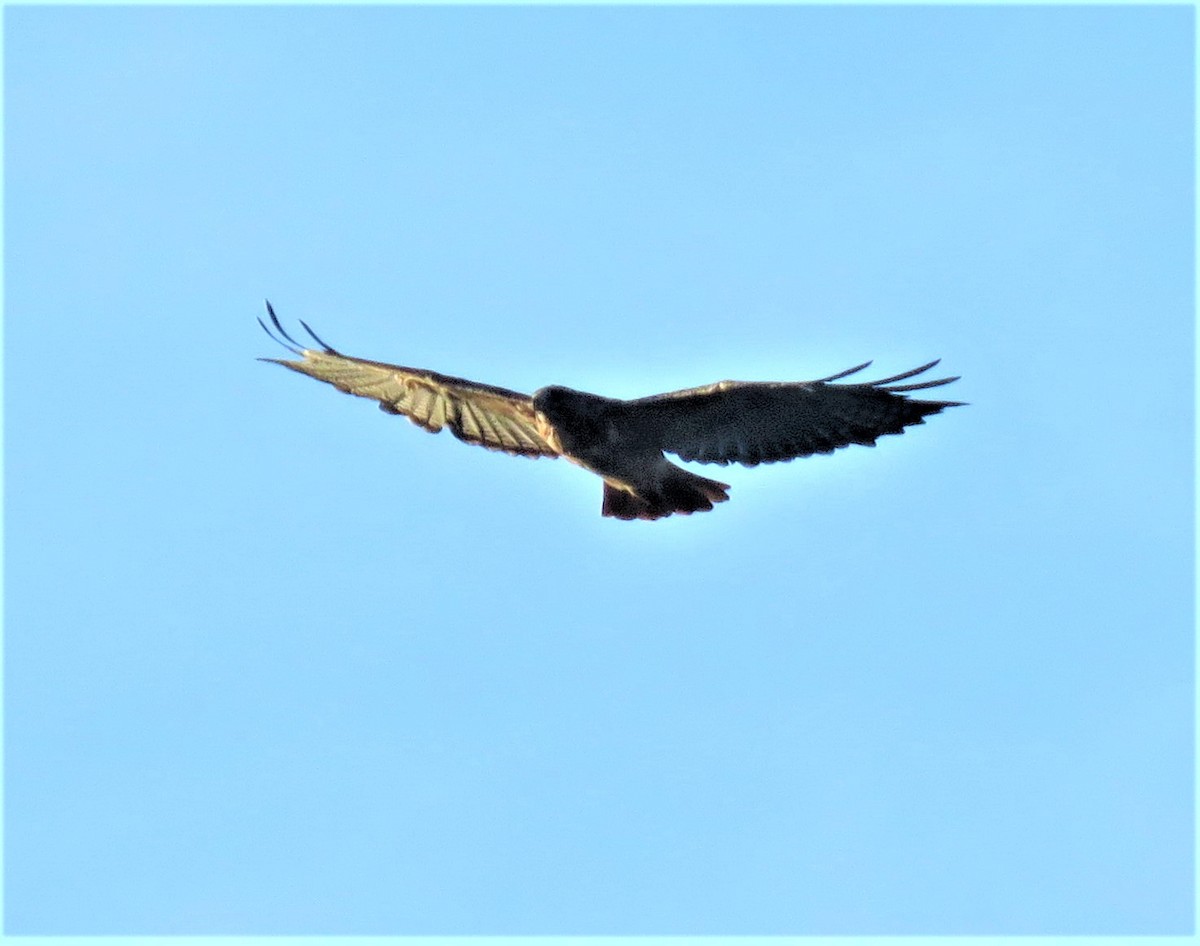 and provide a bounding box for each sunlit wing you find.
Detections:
[259,303,559,459]
[625,361,964,466]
